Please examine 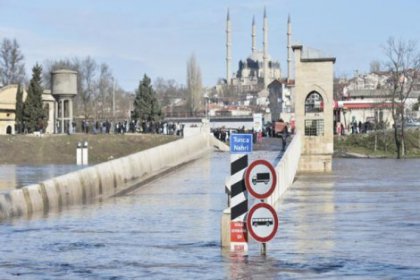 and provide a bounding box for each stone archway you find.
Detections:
[6,125,12,135]
[292,44,335,172]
